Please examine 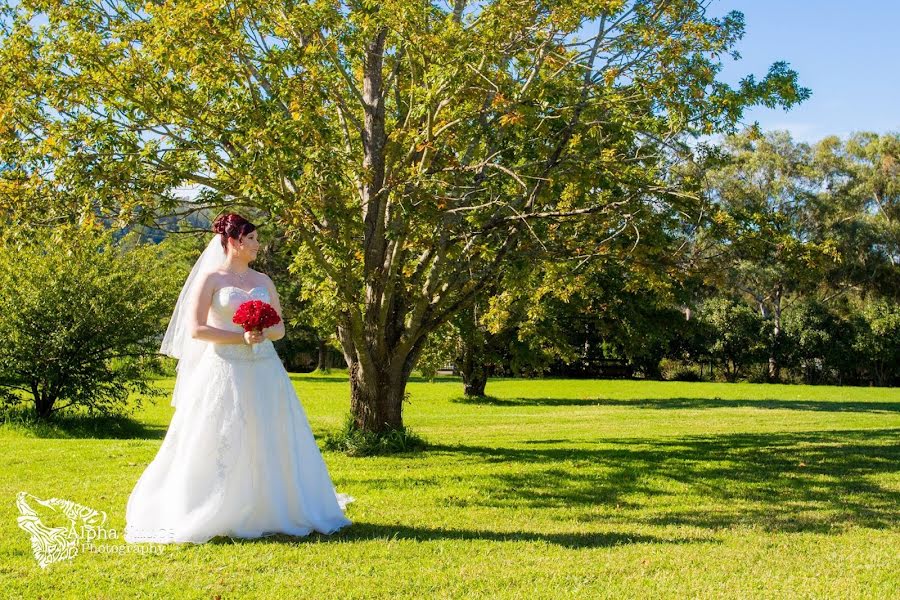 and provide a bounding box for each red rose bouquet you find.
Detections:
[232,300,282,355]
